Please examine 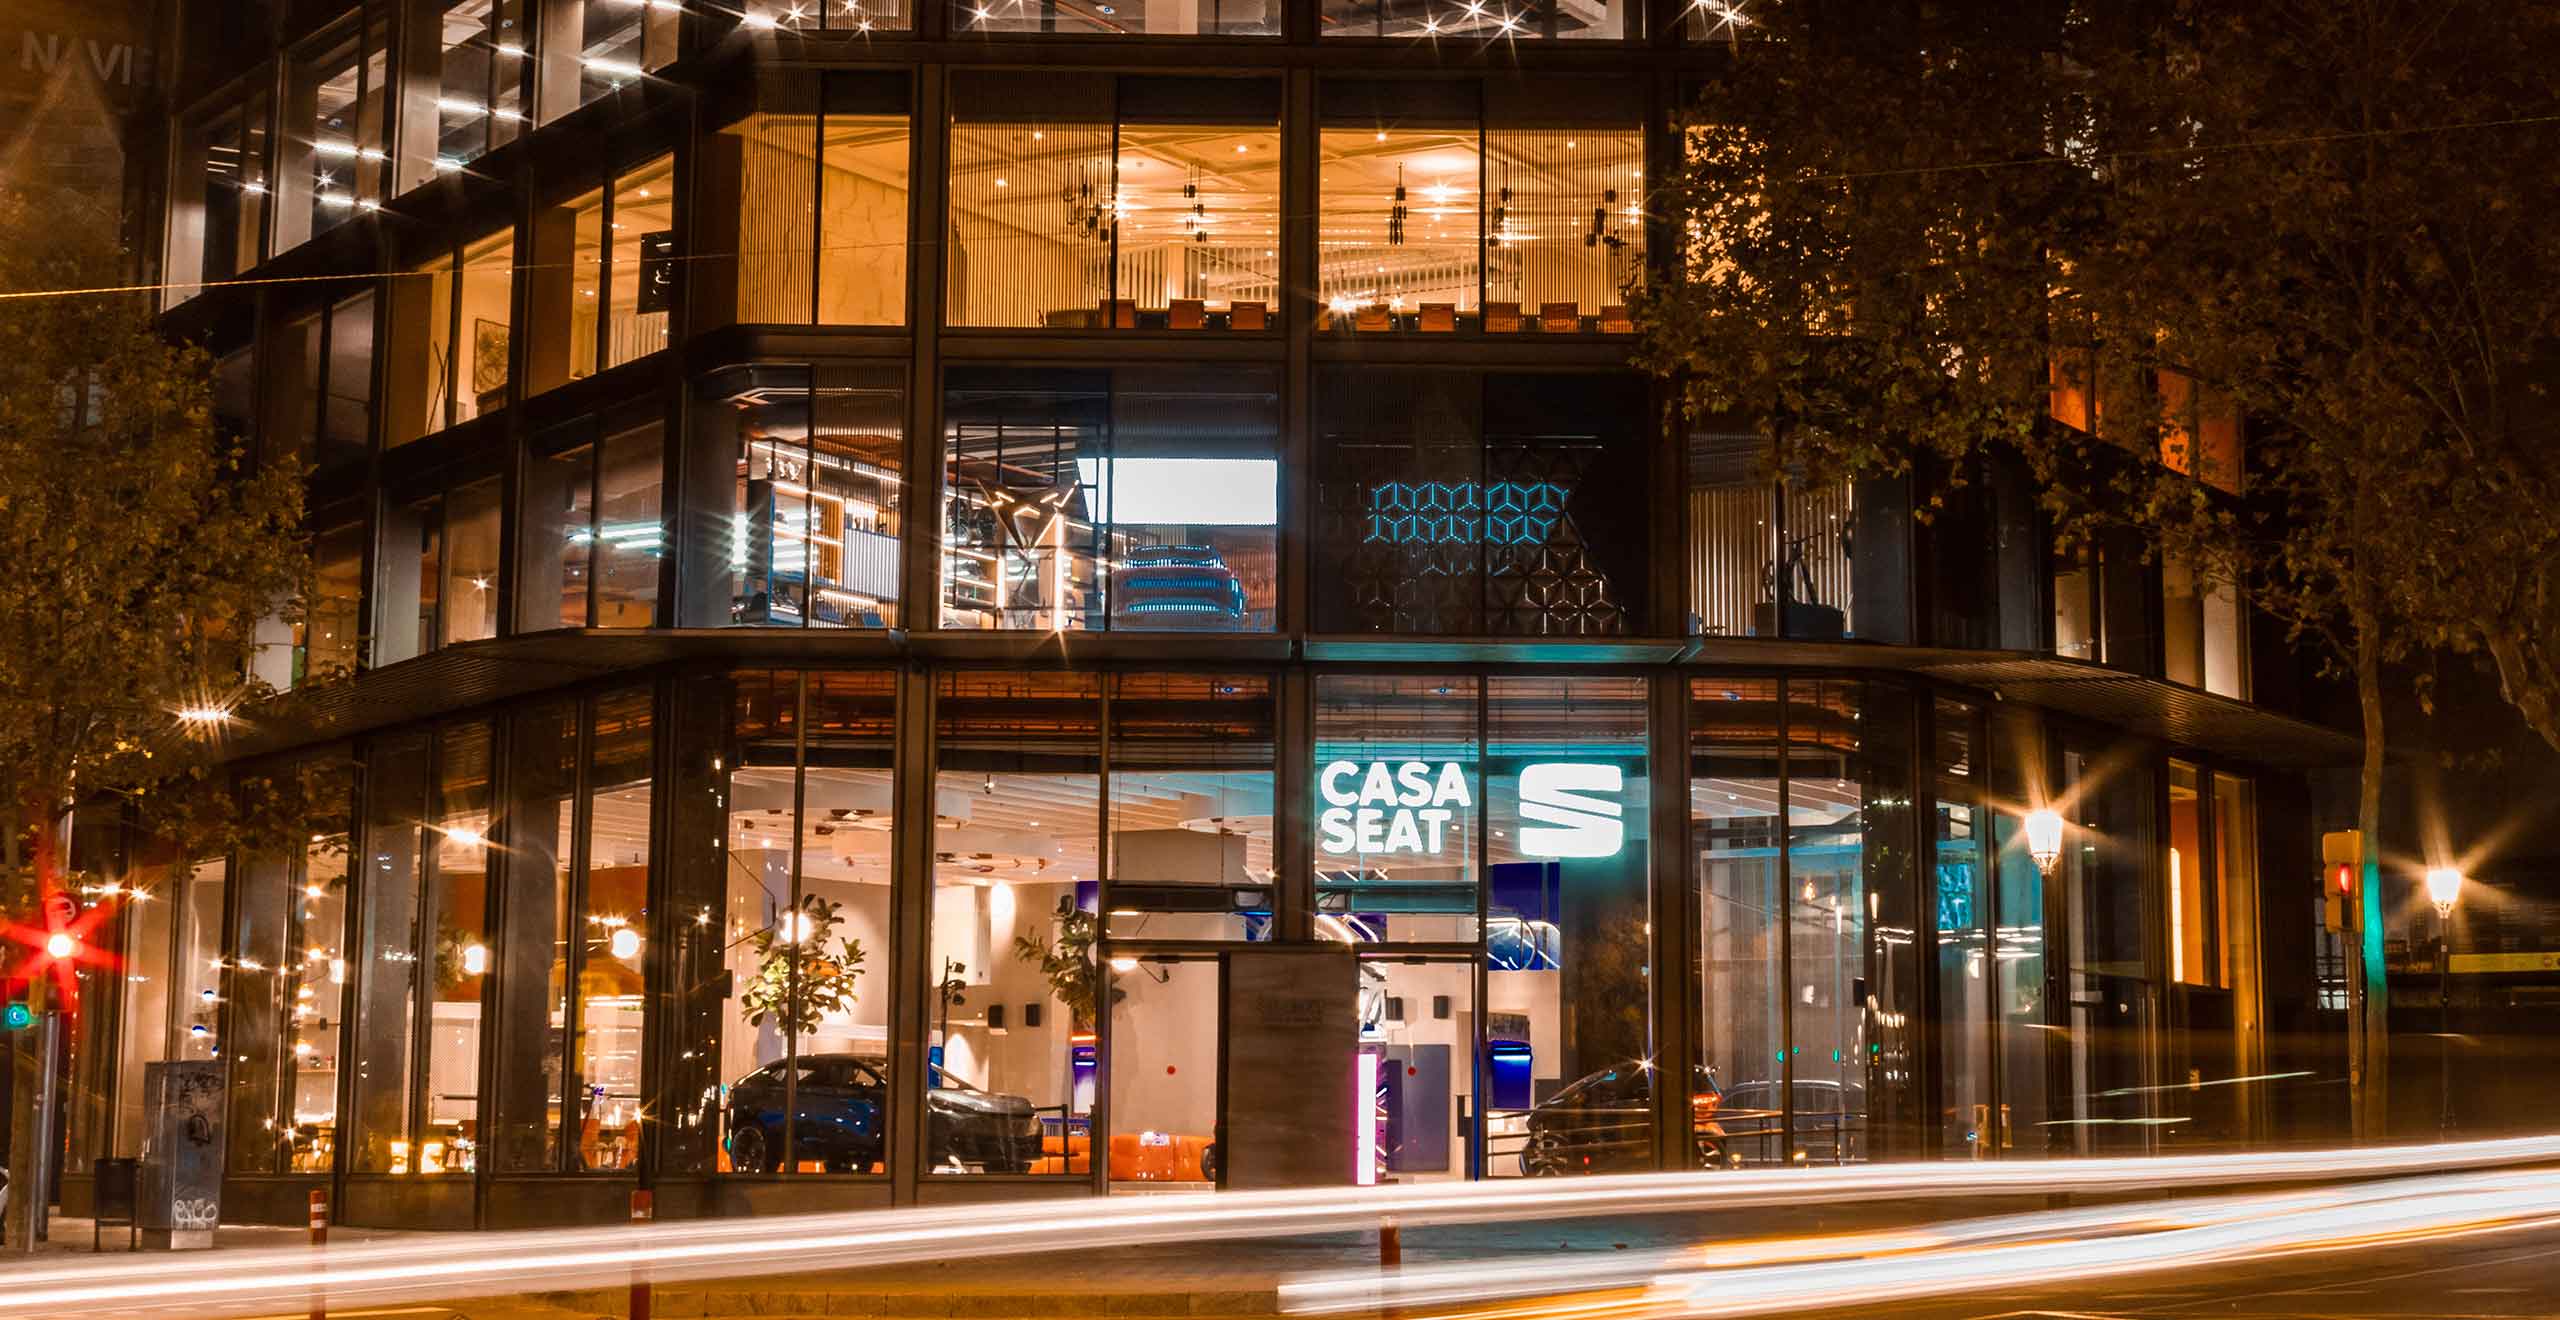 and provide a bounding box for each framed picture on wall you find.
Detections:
[471,319,510,404]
